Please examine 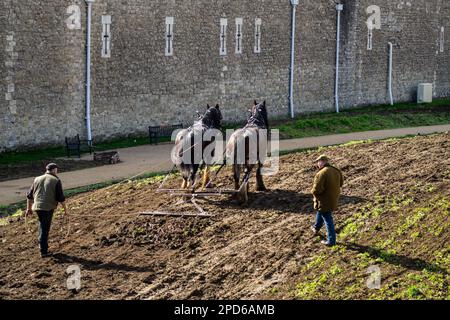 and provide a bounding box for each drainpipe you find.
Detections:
[388,42,394,106]
[335,4,344,113]
[85,0,94,145]
[288,0,299,119]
